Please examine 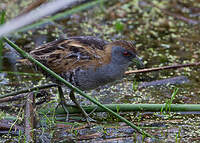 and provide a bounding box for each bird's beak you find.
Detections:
[132,55,144,69]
